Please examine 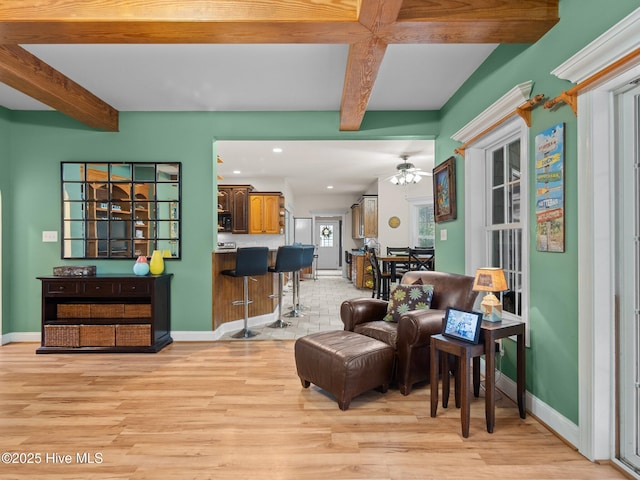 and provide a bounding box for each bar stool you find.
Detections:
[292,245,316,316]
[221,247,269,339]
[267,245,303,328]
